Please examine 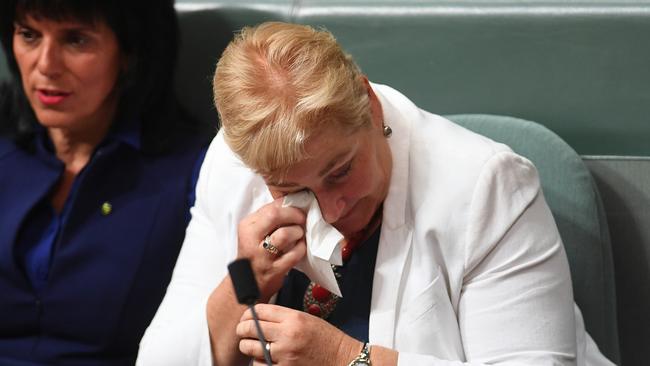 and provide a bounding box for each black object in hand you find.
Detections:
[228,258,260,305]
[227,258,272,366]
